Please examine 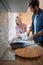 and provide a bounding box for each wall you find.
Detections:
[0,1,8,59]
[18,13,32,31]
[8,13,17,41]
[40,0,43,9]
